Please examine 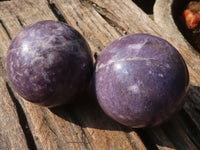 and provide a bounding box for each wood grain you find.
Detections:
[0,0,199,150]
[0,77,29,149]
